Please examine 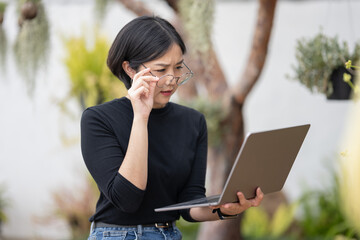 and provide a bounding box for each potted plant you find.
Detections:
[0,2,6,25]
[17,0,40,27]
[288,31,360,100]
[0,185,8,236]
[49,176,99,240]
[13,0,49,96]
[0,2,7,69]
[62,32,127,111]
